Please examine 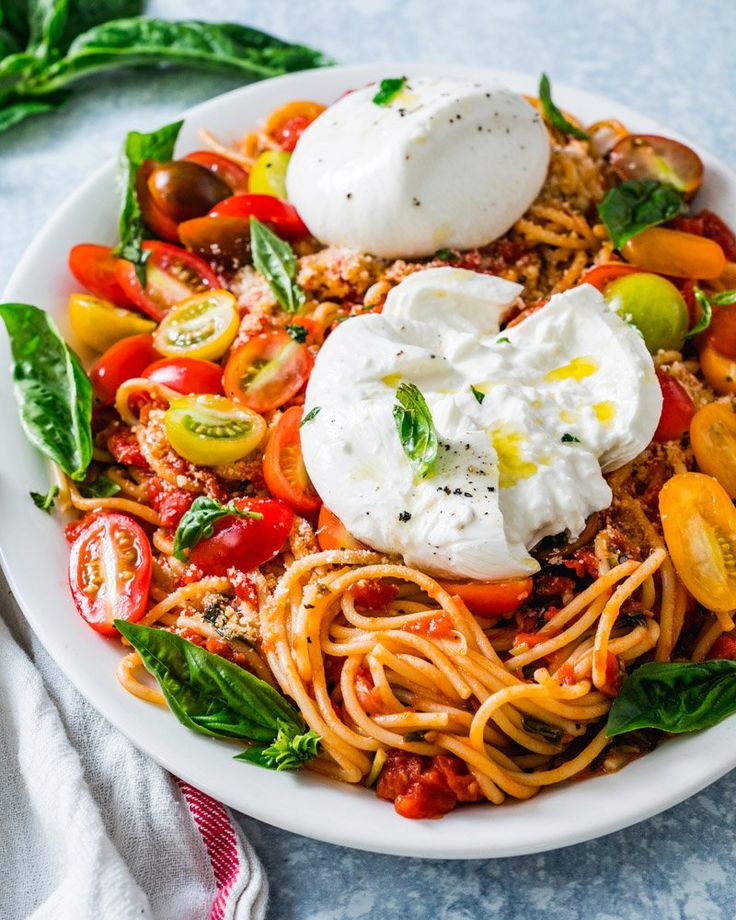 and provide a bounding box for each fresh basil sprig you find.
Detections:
[114,620,320,771]
[30,484,60,512]
[79,473,121,498]
[372,76,406,106]
[0,302,93,480]
[173,495,263,562]
[393,382,439,480]
[250,216,305,314]
[684,287,736,339]
[538,73,589,141]
[607,659,736,737]
[114,118,182,284]
[598,179,685,250]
